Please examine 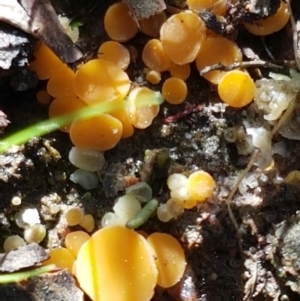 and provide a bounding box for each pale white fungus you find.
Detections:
[125,182,153,202]
[3,235,26,252]
[24,224,46,244]
[255,70,300,121]
[15,208,41,229]
[70,169,99,189]
[69,147,105,172]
